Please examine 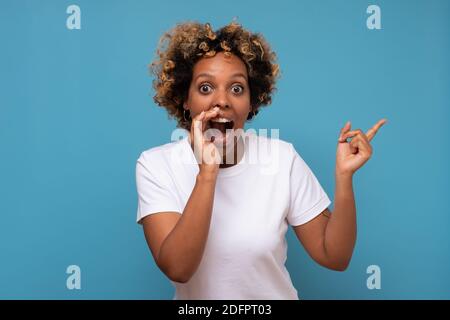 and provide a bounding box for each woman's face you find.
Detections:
[184,51,252,133]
